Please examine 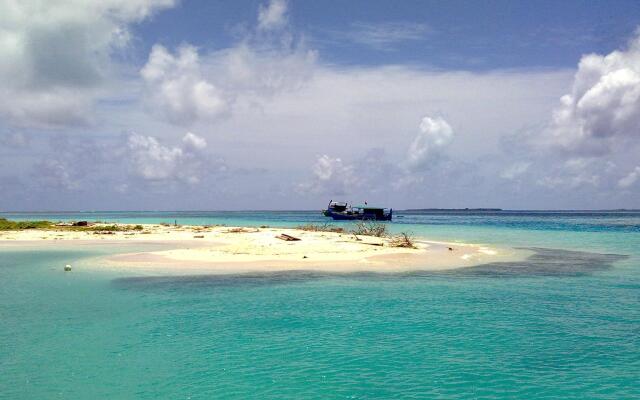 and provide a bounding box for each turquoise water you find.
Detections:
[1,211,639,398]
